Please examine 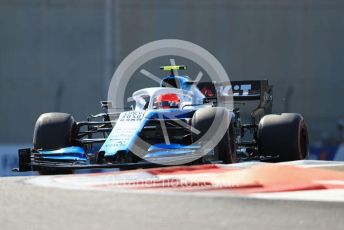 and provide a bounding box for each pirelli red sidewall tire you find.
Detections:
[257,113,309,162]
[191,107,236,163]
[33,112,76,150]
